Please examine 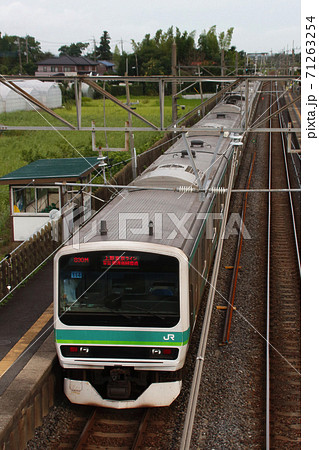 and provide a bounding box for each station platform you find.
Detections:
[285,90,301,150]
[0,260,58,448]
[0,260,54,393]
